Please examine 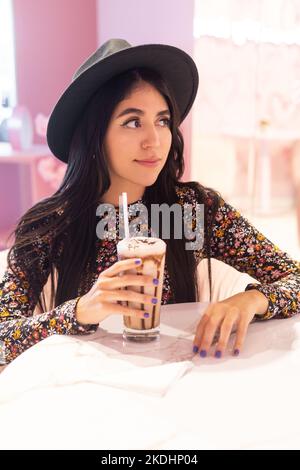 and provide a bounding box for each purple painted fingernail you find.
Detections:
[144,312,150,318]
[135,259,142,264]
[193,345,199,353]
[199,349,207,358]
[233,349,240,356]
[153,278,159,285]
[151,298,158,304]
[215,350,222,358]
